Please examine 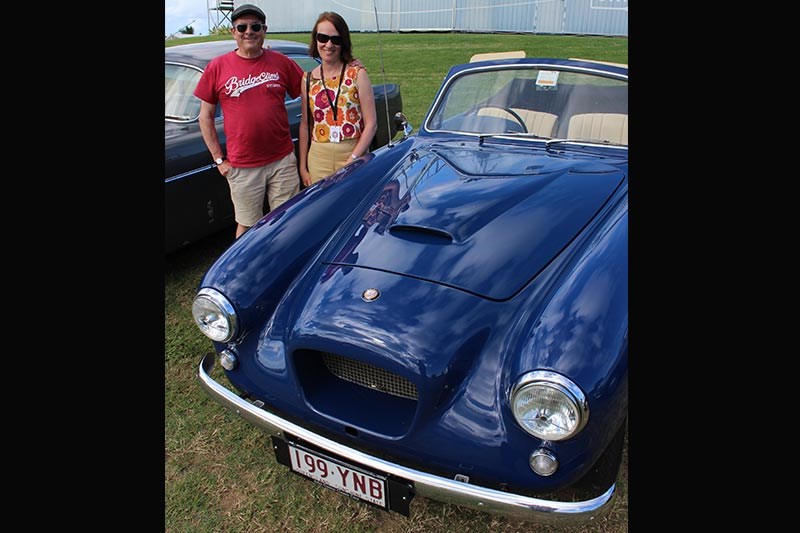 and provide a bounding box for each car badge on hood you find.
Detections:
[361,288,380,302]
